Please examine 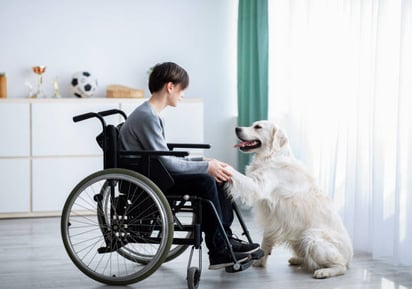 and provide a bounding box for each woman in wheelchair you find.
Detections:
[119,62,262,270]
